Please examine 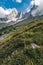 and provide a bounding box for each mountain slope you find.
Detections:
[0,18,43,65]
[0,15,43,36]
